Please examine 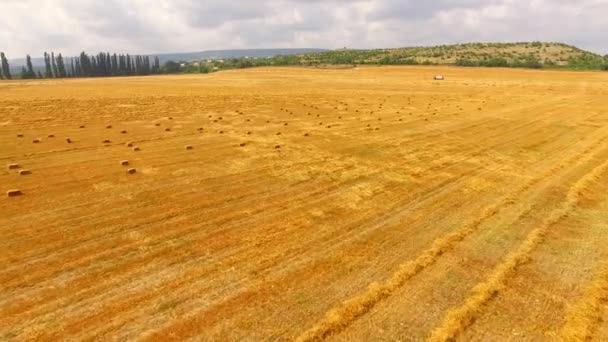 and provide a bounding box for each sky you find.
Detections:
[1,0,607,58]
